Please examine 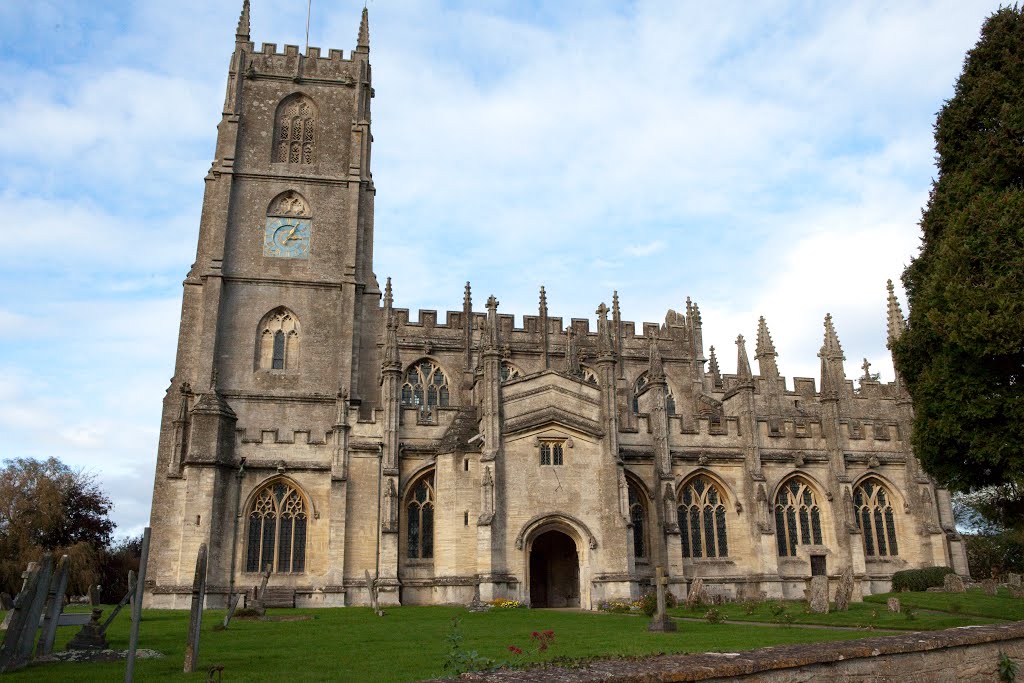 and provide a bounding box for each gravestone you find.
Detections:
[36,554,70,657]
[835,567,854,612]
[250,565,271,617]
[88,585,101,607]
[981,578,998,596]
[943,573,966,593]
[0,557,49,672]
[1008,573,1021,587]
[66,609,109,650]
[806,575,829,614]
[0,563,37,632]
[128,570,136,620]
[887,597,901,613]
[222,594,242,628]
[125,526,151,683]
[685,577,706,609]
[0,594,12,611]
[365,570,383,616]
[647,567,677,632]
[183,543,208,674]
